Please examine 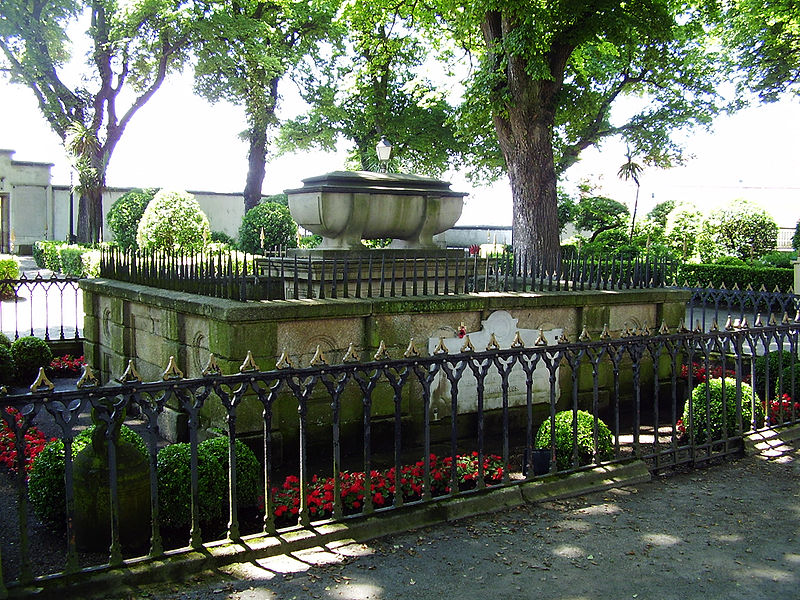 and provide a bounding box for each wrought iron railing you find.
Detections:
[0,274,83,341]
[98,247,679,301]
[683,286,799,332]
[0,317,797,594]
